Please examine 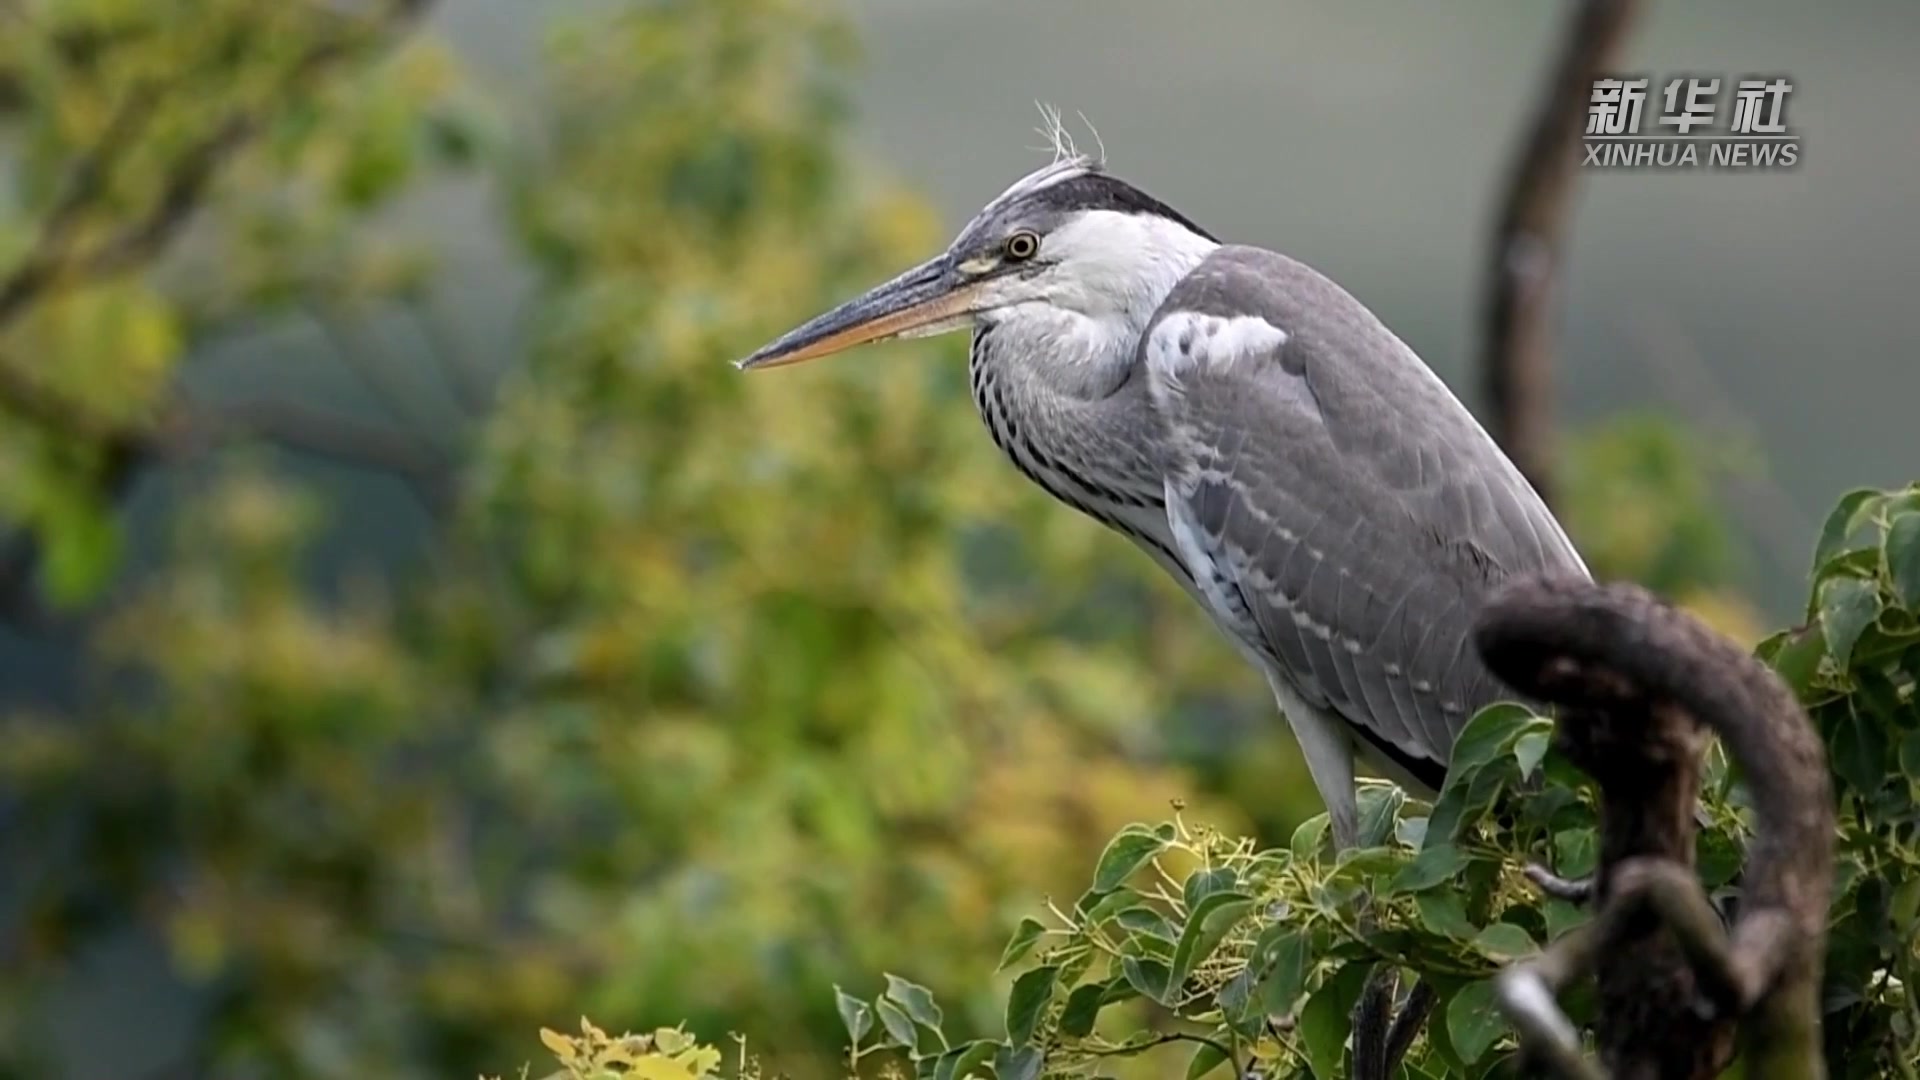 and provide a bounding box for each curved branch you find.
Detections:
[1475,576,1834,1079]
